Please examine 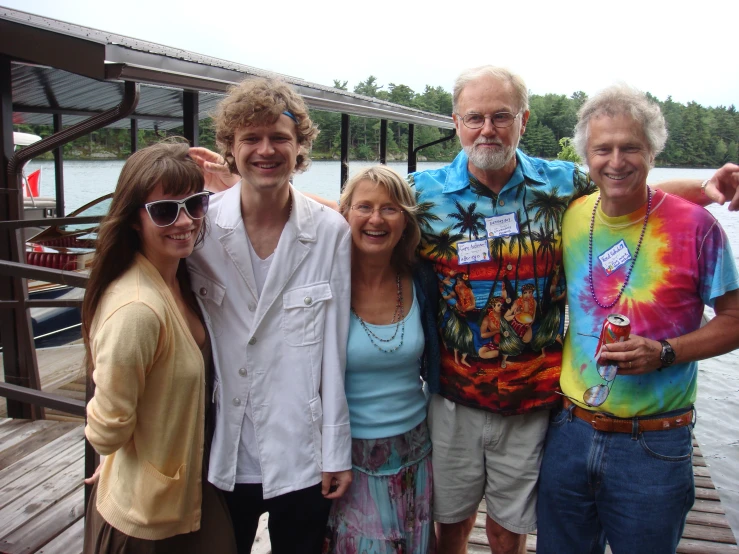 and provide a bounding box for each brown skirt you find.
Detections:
[83,479,237,554]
